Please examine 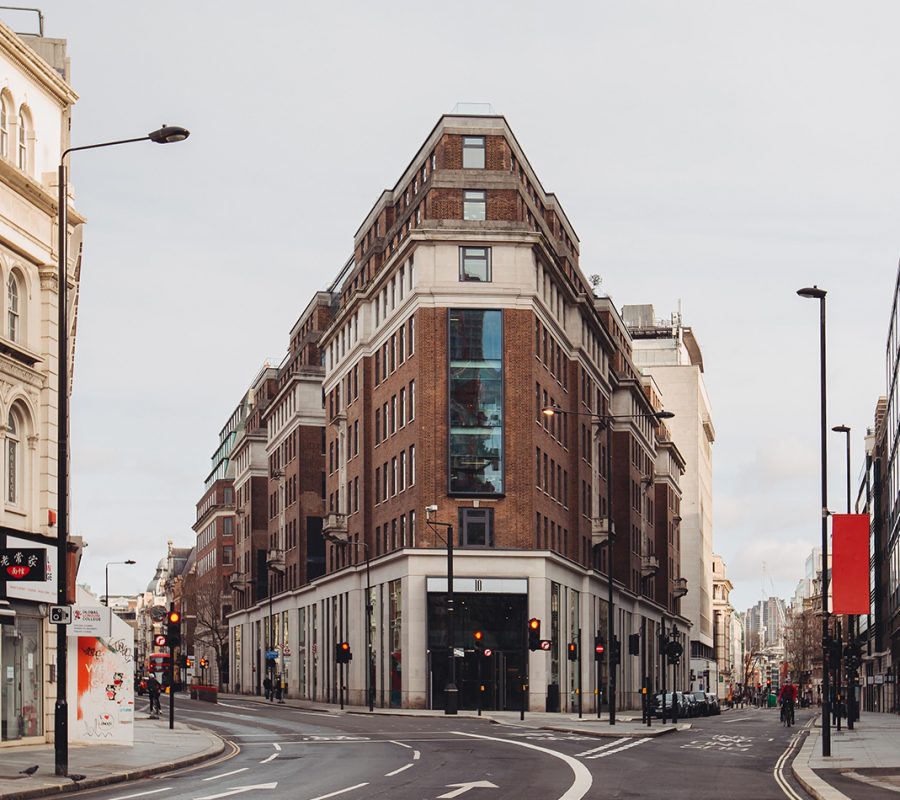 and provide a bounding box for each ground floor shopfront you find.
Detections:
[228,548,691,713]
